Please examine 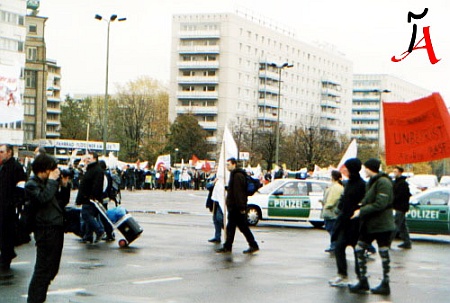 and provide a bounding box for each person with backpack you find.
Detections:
[216,158,259,254]
[25,153,71,303]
